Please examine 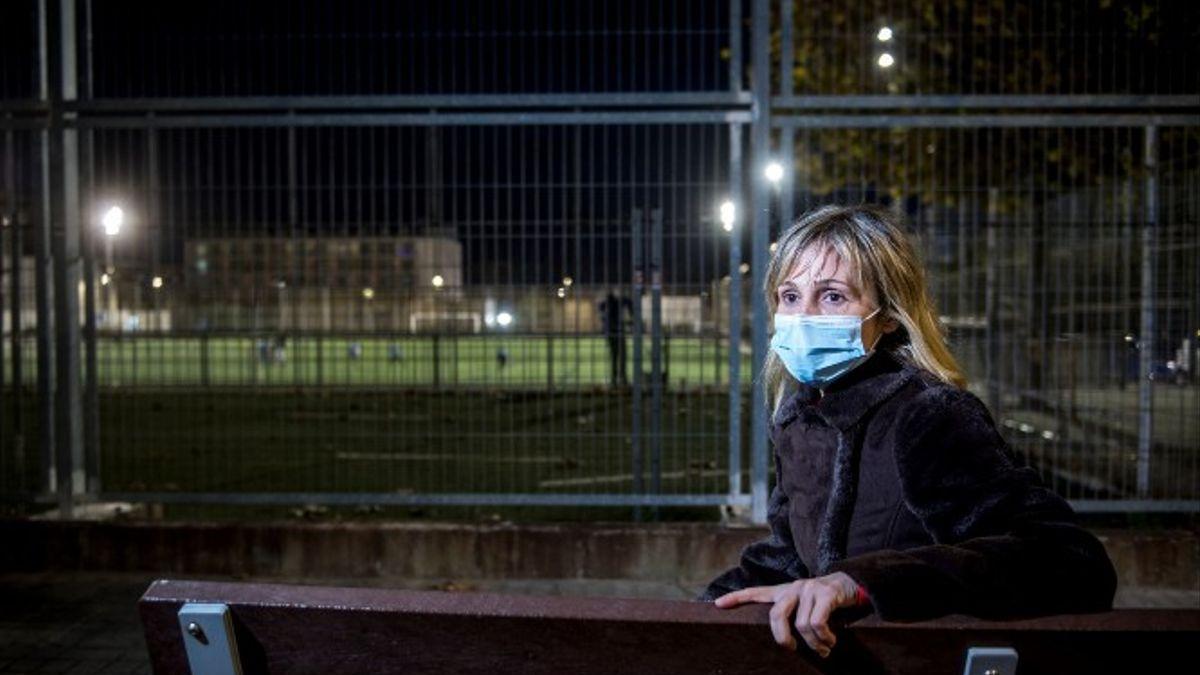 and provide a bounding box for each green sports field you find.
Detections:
[12,335,754,388]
